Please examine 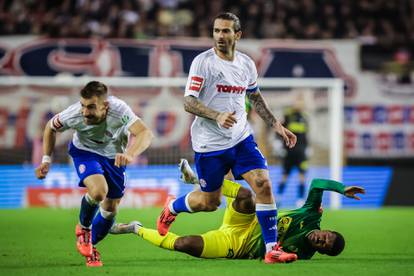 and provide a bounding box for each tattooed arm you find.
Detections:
[248,91,297,148]
[184,95,220,120]
[184,95,237,129]
[248,91,278,127]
